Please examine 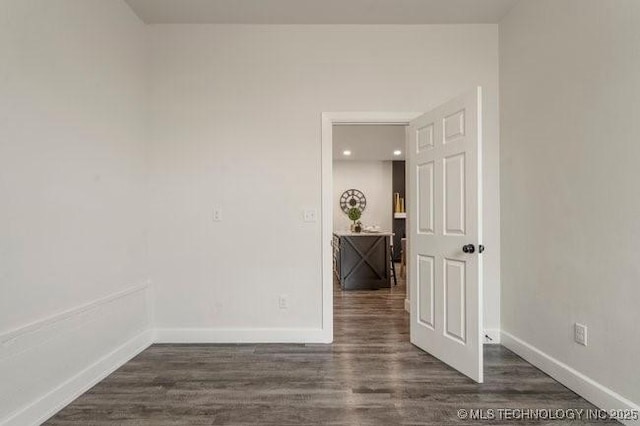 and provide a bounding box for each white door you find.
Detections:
[408,87,483,383]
